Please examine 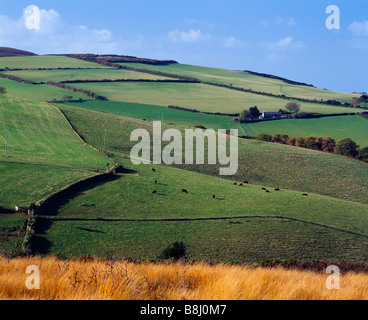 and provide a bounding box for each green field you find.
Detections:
[4,68,171,83]
[243,115,368,148]
[57,100,244,132]
[0,55,109,70]
[60,105,368,205]
[0,78,88,102]
[35,159,368,263]
[0,96,114,207]
[119,62,358,102]
[63,81,355,115]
